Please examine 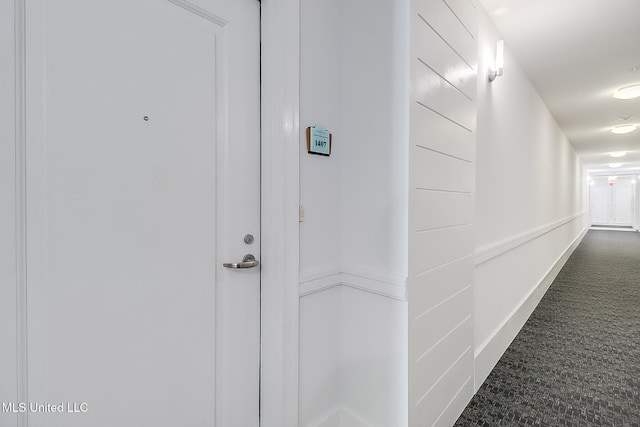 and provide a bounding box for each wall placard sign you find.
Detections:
[306,125,332,156]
